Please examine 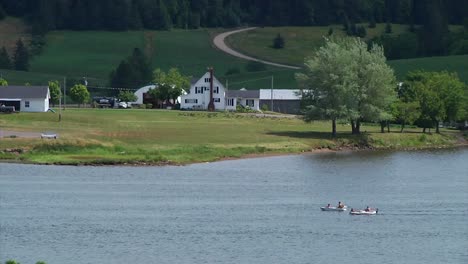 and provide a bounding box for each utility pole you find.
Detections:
[63,76,66,109]
[270,76,274,112]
